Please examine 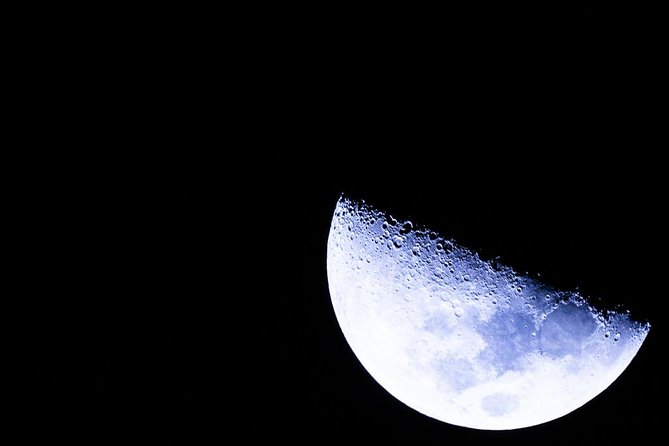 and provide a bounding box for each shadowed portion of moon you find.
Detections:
[539,303,598,358]
[327,196,650,430]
